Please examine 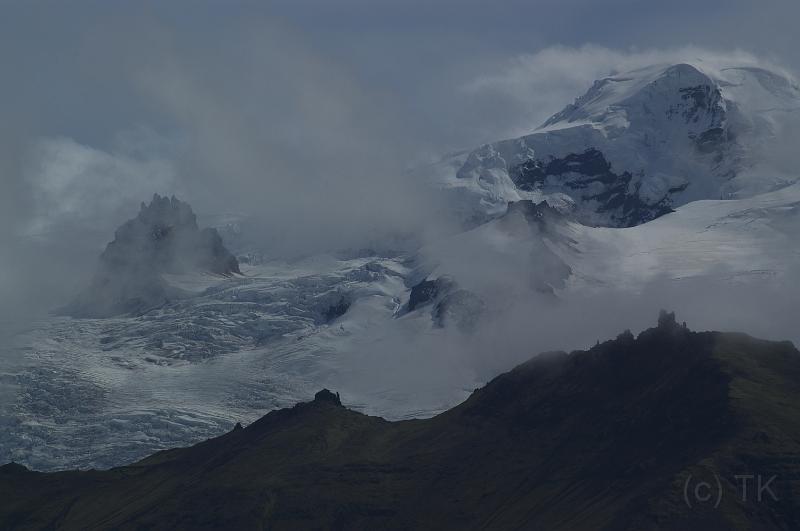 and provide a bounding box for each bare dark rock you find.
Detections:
[658,309,678,329]
[313,389,342,406]
[324,298,351,323]
[509,149,675,227]
[62,194,240,318]
[406,277,454,312]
